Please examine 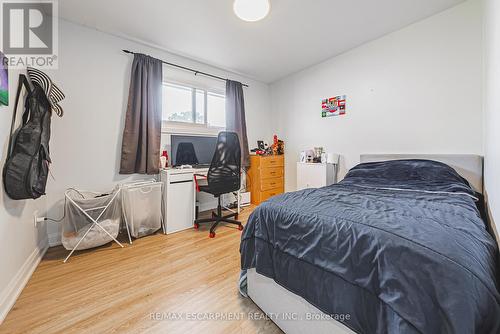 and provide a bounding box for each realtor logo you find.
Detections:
[1,0,58,68]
